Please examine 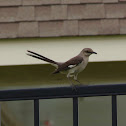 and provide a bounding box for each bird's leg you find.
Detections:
[74,74,82,85]
[67,76,73,85]
[75,79,82,85]
[67,74,77,91]
[71,84,77,91]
